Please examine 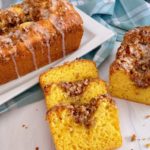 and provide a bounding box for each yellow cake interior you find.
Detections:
[47,96,122,150]
[110,69,150,105]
